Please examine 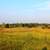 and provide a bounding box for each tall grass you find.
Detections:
[0,28,50,50]
[0,32,44,50]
